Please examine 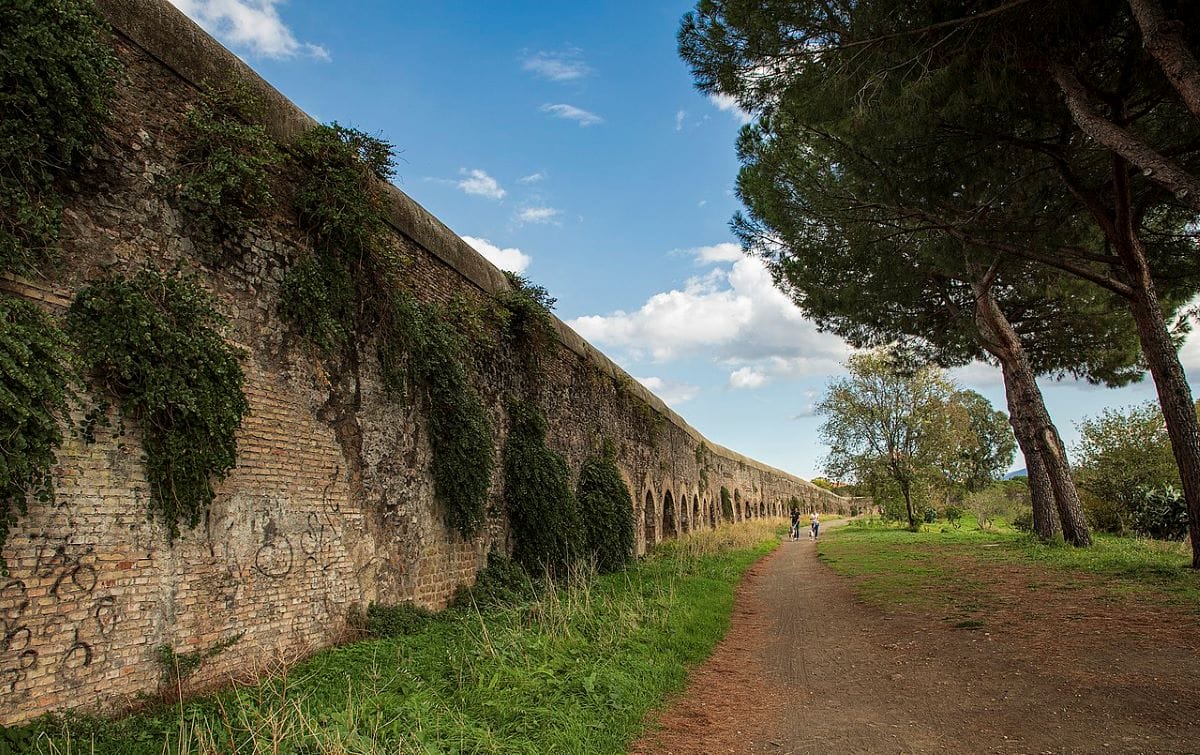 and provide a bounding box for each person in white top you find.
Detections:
[810,511,820,539]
